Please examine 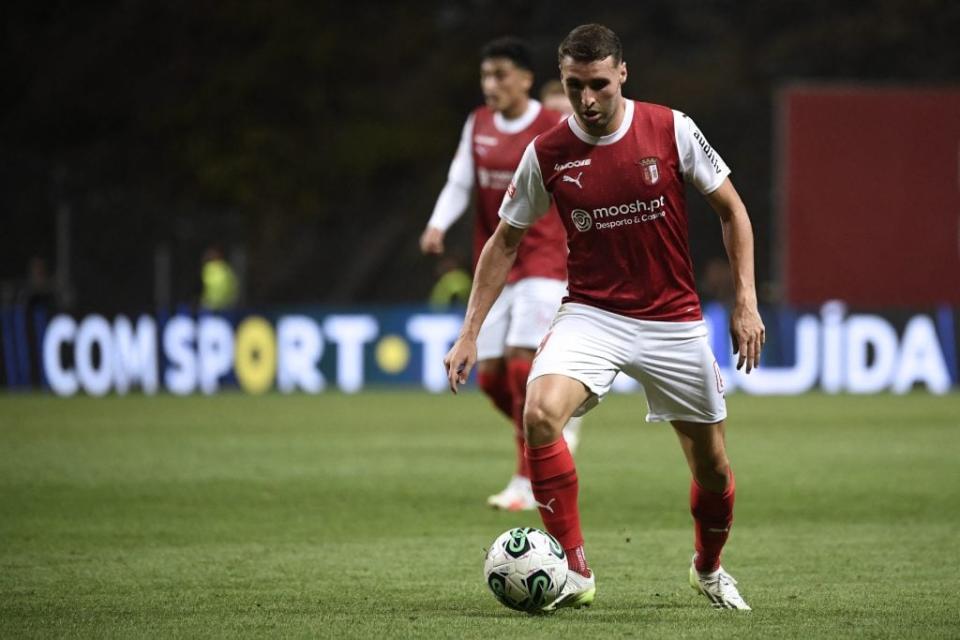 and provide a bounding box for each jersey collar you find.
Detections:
[567,98,633,146]
[493,99,542,134]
